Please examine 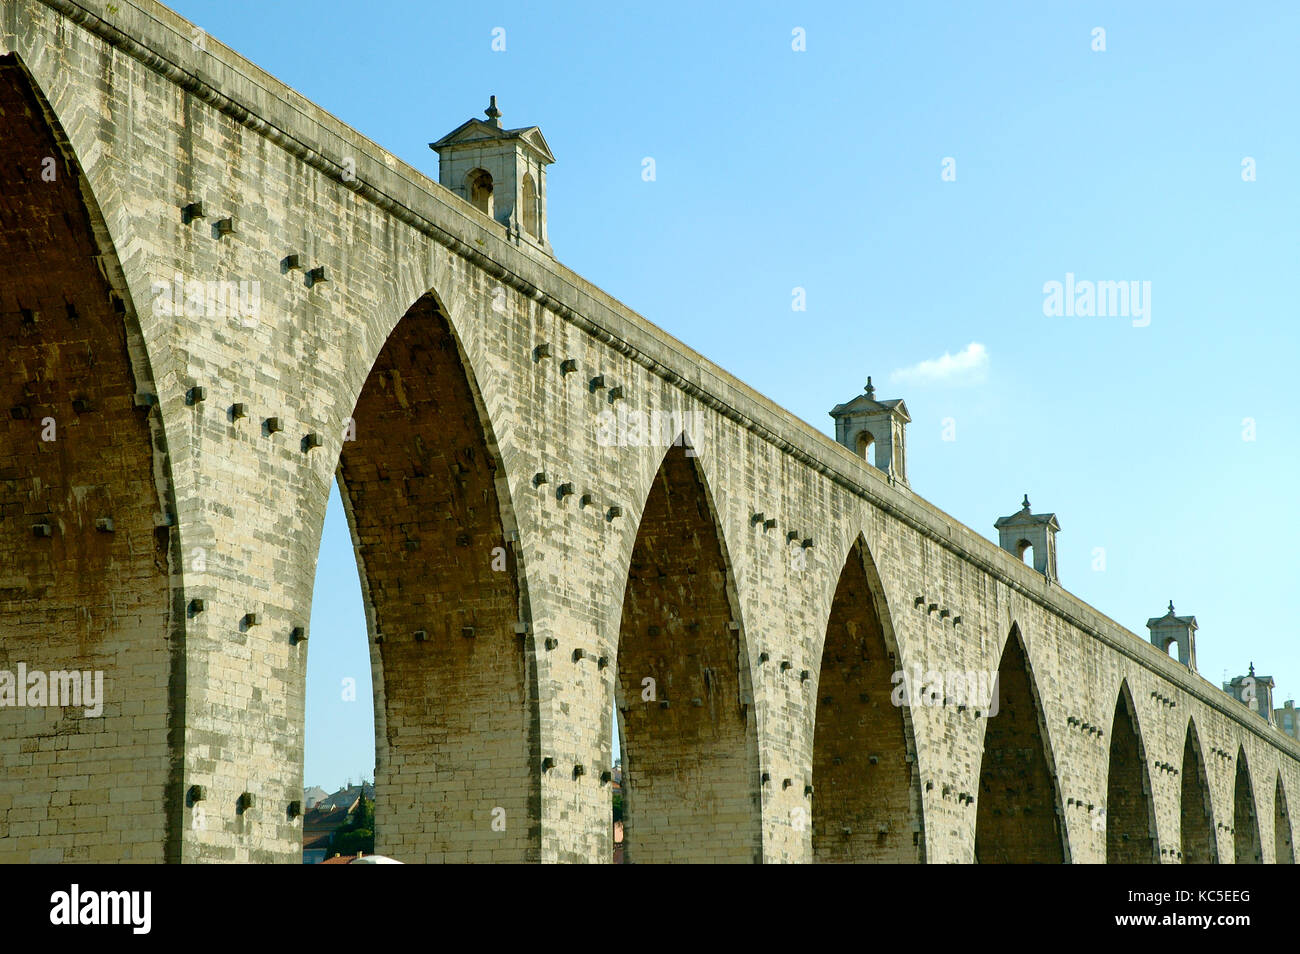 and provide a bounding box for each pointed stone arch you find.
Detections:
[613,441,761,863]
[1180,719,1217,863]
[1274,775,1294,864]
[0,52,183,863]
[1105,680,1158,862]
[811,534,924,862]
[327,289,540,862]
[1233,747,1262,864]
[974,624,1068,863]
